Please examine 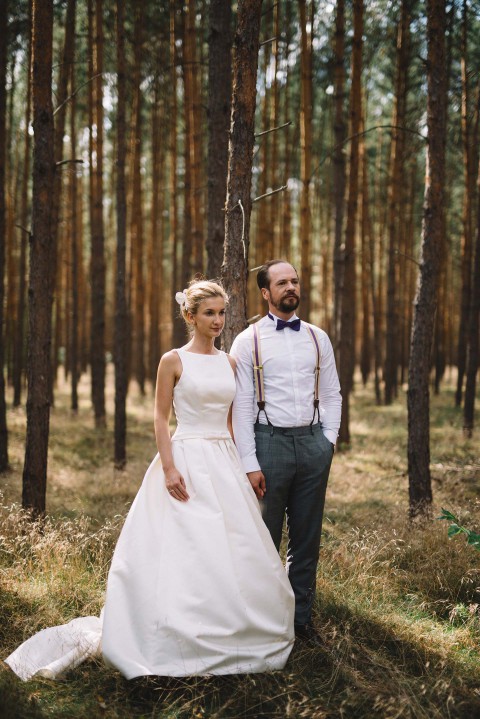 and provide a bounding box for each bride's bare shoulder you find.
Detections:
[158,350,182,374]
